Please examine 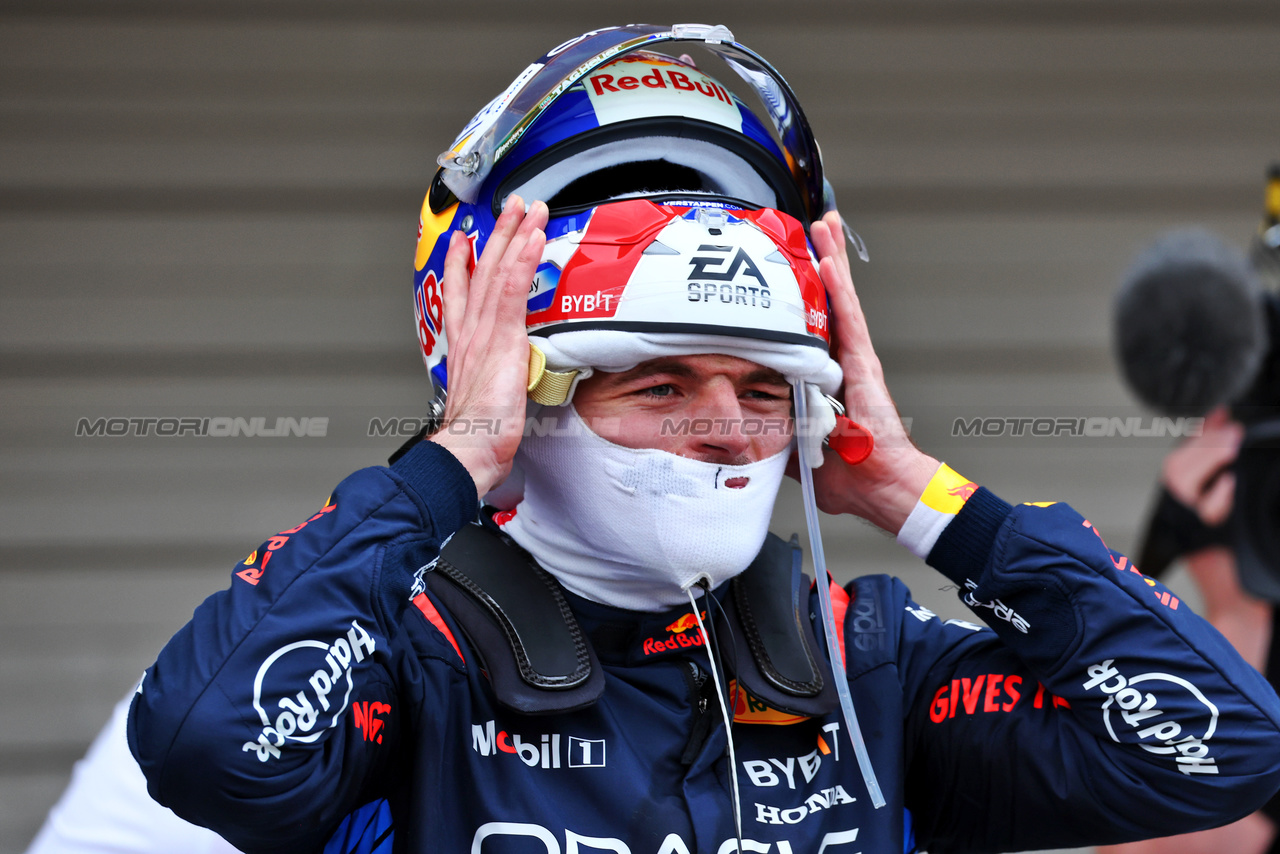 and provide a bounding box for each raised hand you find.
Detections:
[429,196,548,495]
[802,210,940,533]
